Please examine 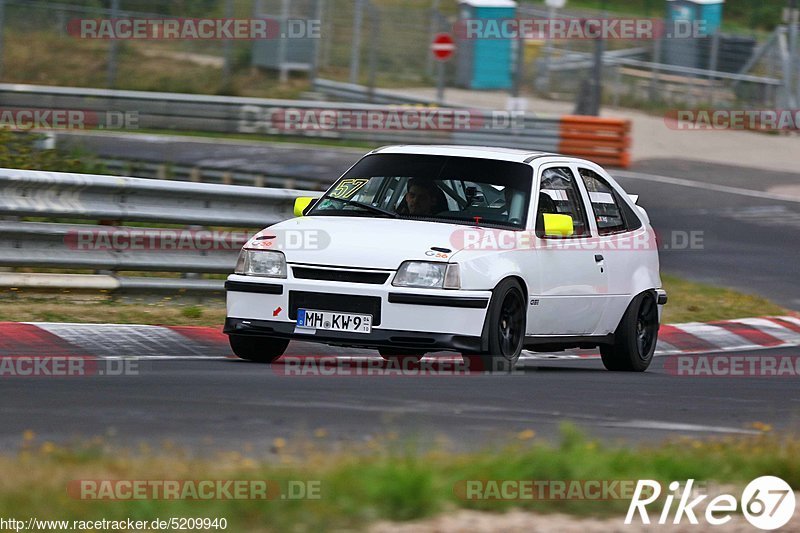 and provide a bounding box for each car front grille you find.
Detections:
[291,266,390,285]
[288,291,382,325]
